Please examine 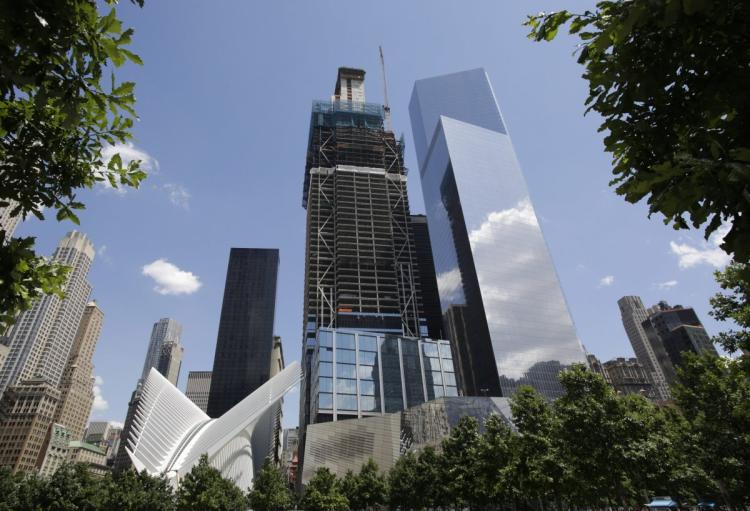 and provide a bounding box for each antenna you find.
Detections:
[379,45,393,131]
